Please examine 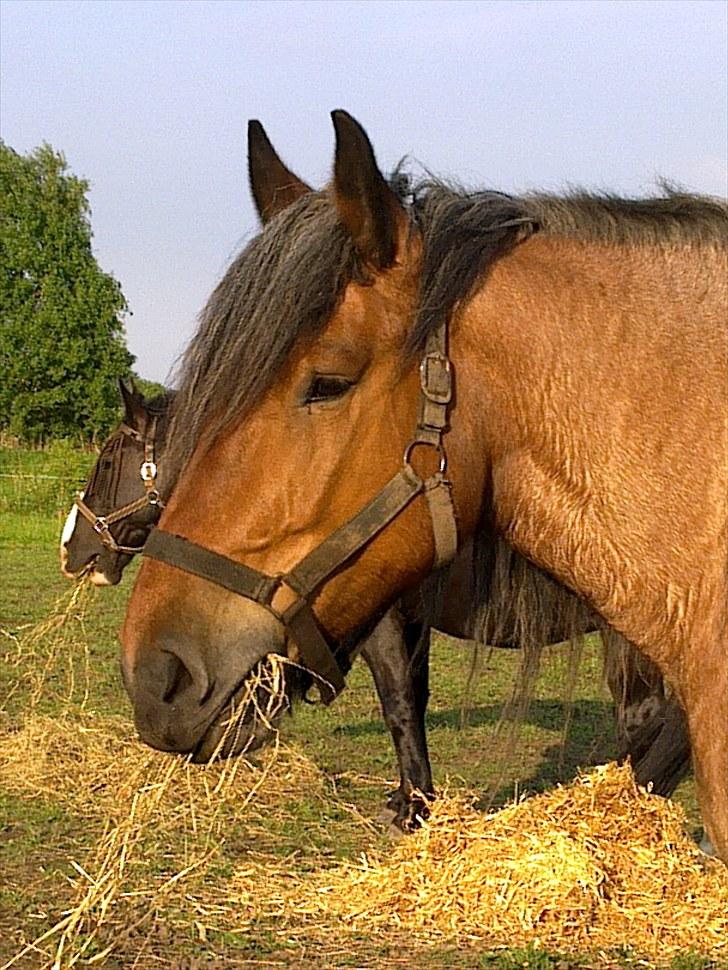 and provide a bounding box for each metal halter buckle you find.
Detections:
[403,439,447,475]
[140,461,158,483]
[420,352,452,404]
[93,516,109,535]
